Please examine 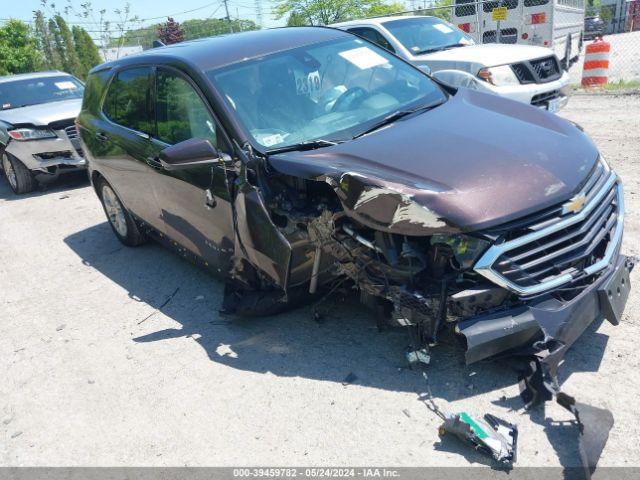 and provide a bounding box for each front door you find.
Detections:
[149,67,235,272]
